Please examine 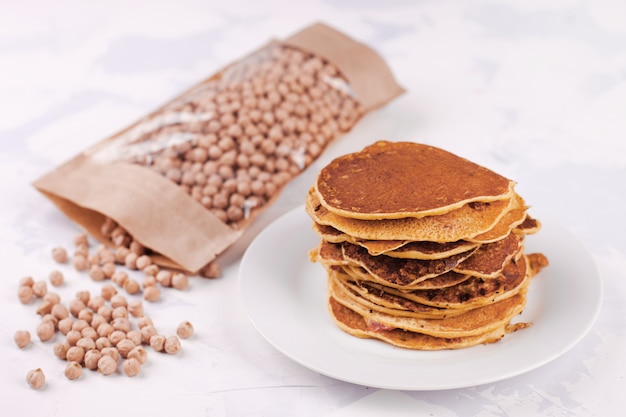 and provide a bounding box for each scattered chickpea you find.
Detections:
[72,318,90,333]
[51,303,69,320]
[26,368,45,390]
[171,272,189,290]
[43,292,61,305]
[98,354,118,376]
[58,317,75,335]
[127,345,148,364]
[65,361,83,380]
[69,299,87,318]
[164,335,181,354]
[36,320,55,342]
[176,321,194,339]
[75,290,90,305]
[142,275,157,288]
[48,270,65,286]
[143,264,159,277]
[111,270,129,287]
[137,316,153,329]
[81,326,98,341]
[95,336,112,350]
[155,270,172,287]
[66,346,85,363]
[19,276,34,287]
[52,246,68,263]
[88,264,105,281]
[111,306,128,320]
[53,341,70,360]
[143,285,161,302]
[102,347,121,363]
[14,330,31,349]
[127,300,144,318]
[74,232,89,247]
[17,285,34,304]
[87,295,106,311]
[73,255,88,271]
[76,337,96,351]
[150,334,166,352]
[108,330,127,346]
[112,317,131,333]
[66,330,82,346]
[200,261,221,279]
[32,280,48,298]
[123,278,141,295]
[122,358,141,377]
[116,339,136,358]
[135,255,152,270]
[140,325,158,344]
[36,300,54,316]
[84,349,102,370]
[97,305,114,322]
[101,284,118,301]
[101,262,116,279]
